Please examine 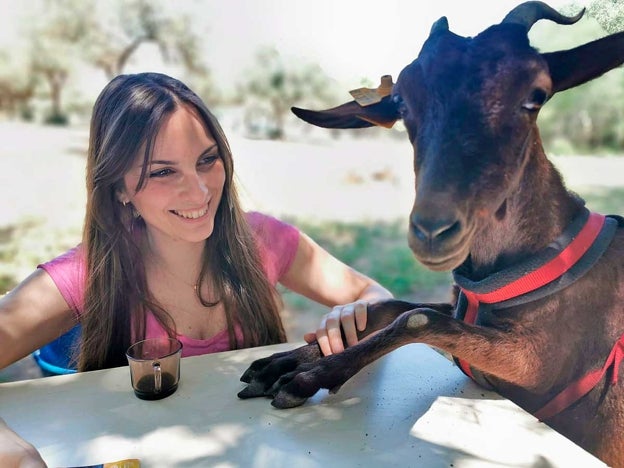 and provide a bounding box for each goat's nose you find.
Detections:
[410,214,461,243]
